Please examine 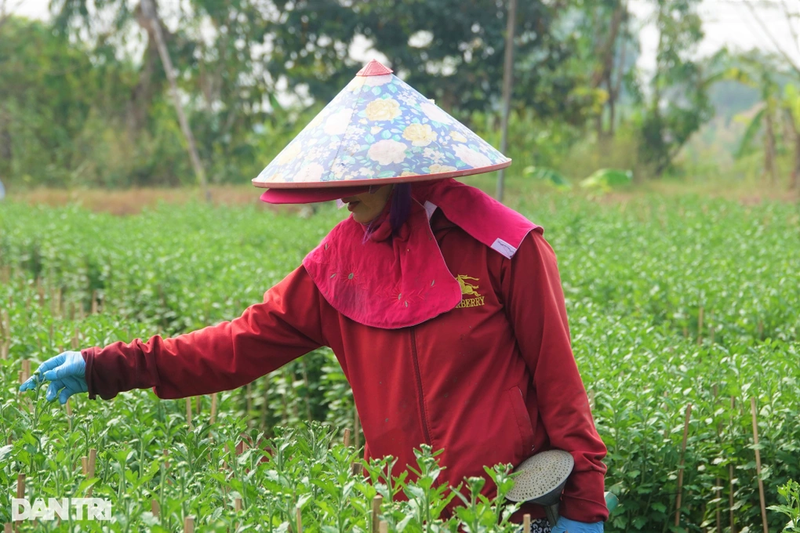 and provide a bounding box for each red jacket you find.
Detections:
[82,209,608,522]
